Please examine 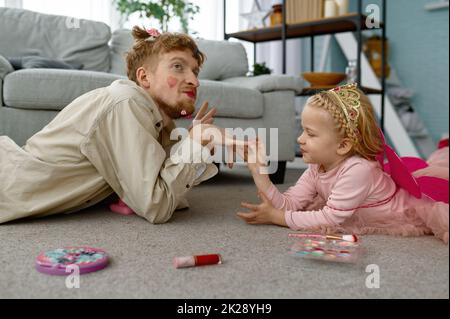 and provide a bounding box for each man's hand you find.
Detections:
[188,101,217,157]
[237,191,287,226]
[188,101,216,131]
[189,123,249,169]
